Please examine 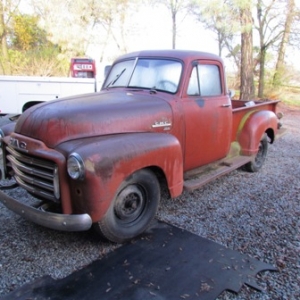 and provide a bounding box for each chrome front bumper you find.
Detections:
[0,189,92,232]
